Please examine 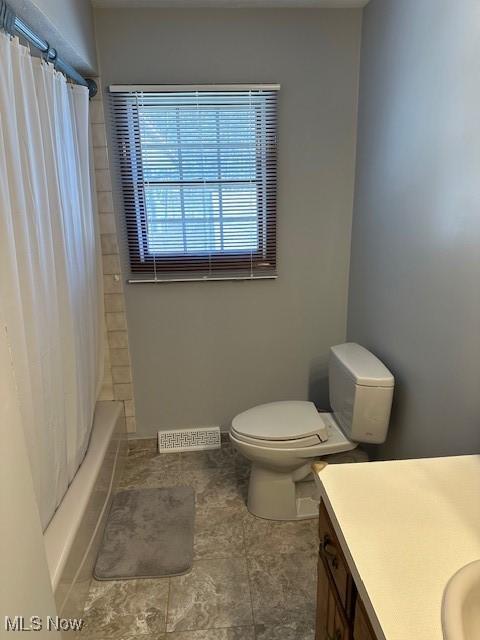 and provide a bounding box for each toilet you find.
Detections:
[229,343,394,520]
